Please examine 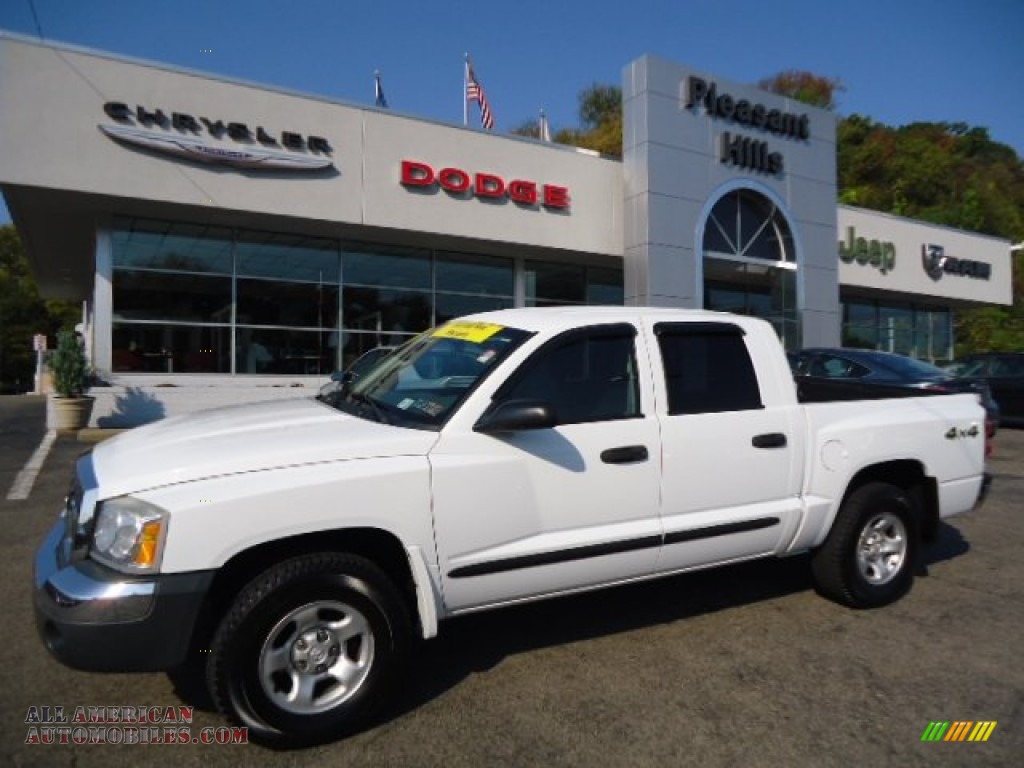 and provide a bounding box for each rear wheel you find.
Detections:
[206,553,410,746]
[811,482,919,608]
